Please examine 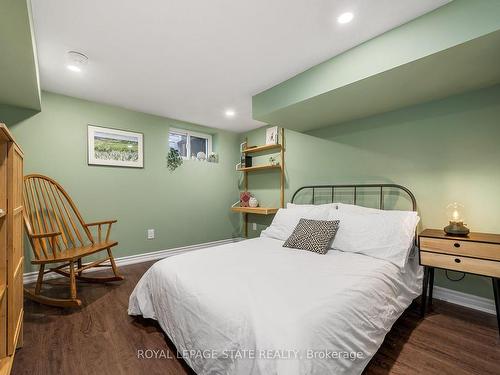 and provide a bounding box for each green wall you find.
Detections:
[0,0,41,110]
[244,84,500,299]
[0,103,38,124]
[6,91,241,272]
